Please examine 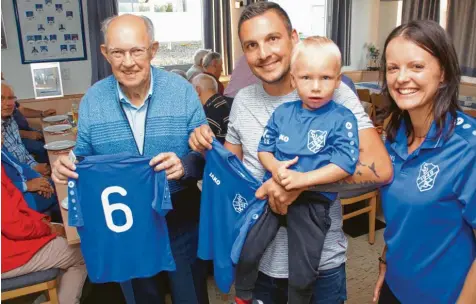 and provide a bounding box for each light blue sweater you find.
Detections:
[75,67,207,194]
